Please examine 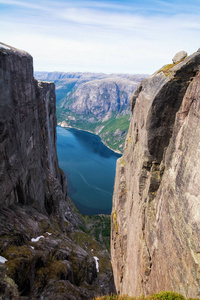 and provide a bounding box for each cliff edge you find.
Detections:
[111,50,200,297]
[0,42,66,214]
[0,43,113,299]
